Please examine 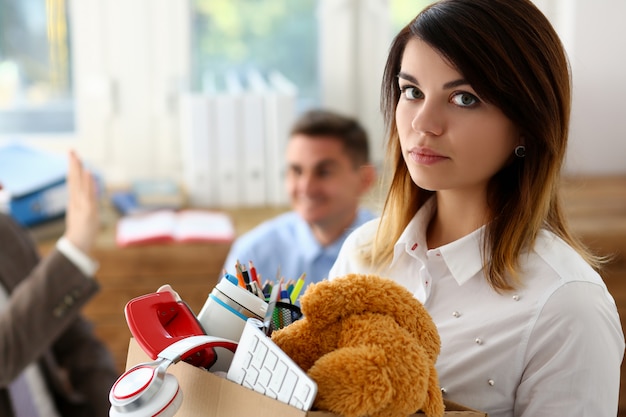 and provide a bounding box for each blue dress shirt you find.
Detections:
[222,208,376,288]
